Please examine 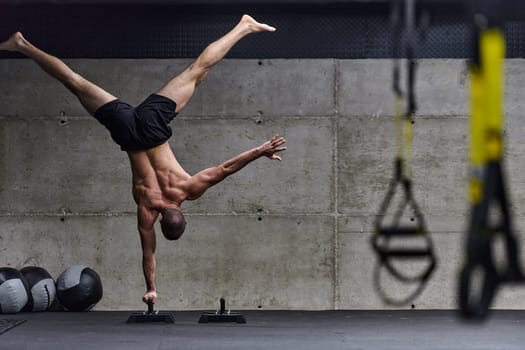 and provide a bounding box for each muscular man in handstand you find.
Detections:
[0,15,286,305]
